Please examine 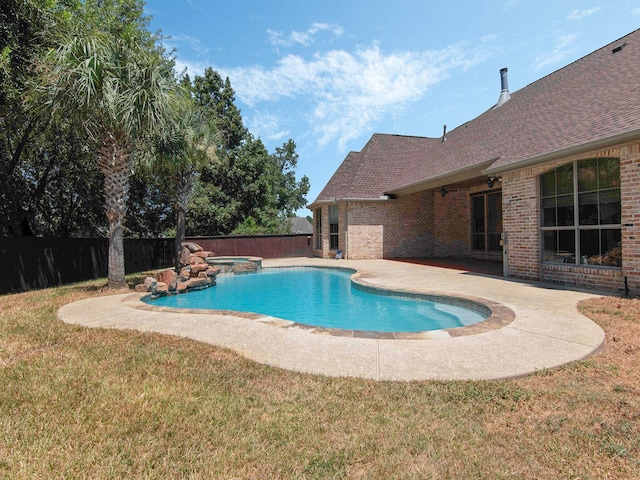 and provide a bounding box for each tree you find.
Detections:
[185,69,310,235]
[270,139,310,219]
[1,0,161,237]
[144,96,217,269]
[192,68,247,153]
[1,0,56,235]
[34,31,178,288]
